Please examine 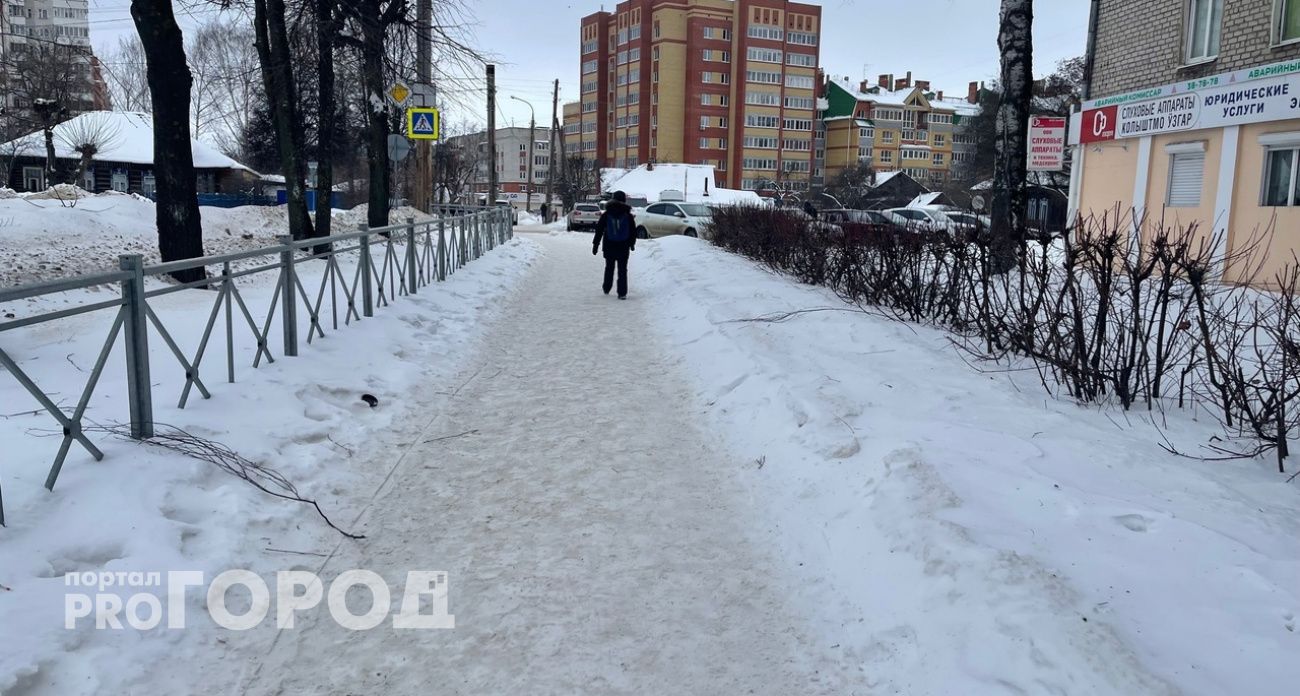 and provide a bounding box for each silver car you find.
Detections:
[636,201,713,238]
